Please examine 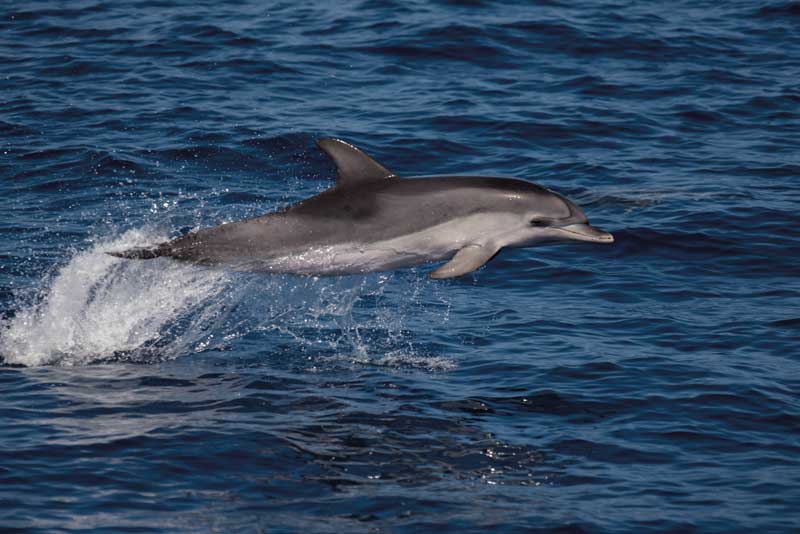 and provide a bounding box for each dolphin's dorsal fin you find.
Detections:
[317,138,395,187]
